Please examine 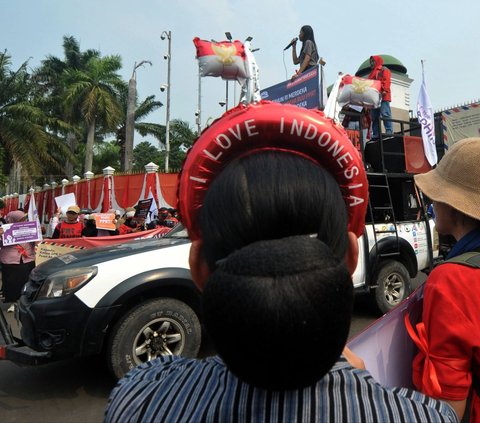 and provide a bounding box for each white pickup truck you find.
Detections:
[0,174,436,378]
